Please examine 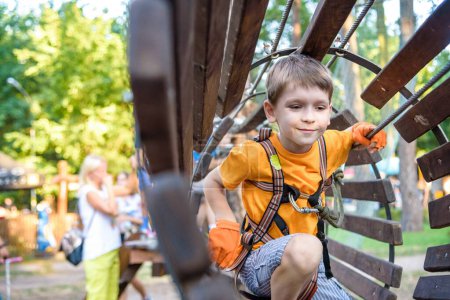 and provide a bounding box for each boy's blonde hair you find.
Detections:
[79,154,105,185]
[266,54,333,105]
